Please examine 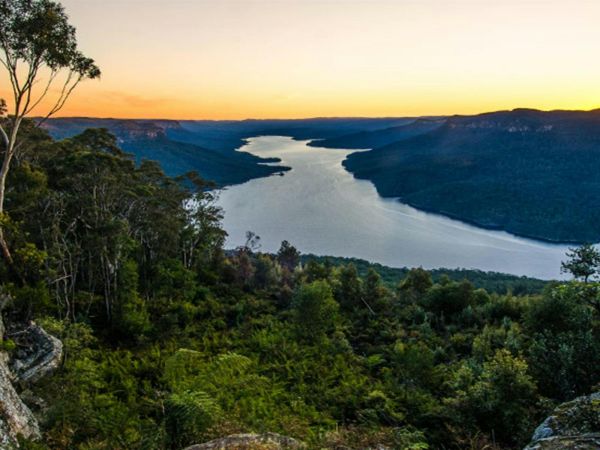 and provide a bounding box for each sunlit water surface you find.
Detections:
[216,136,570,279]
